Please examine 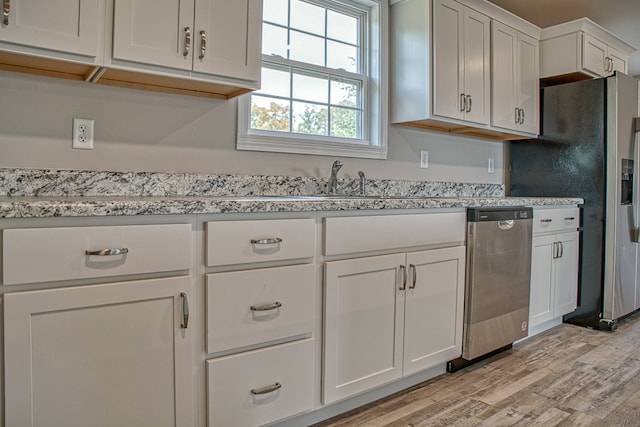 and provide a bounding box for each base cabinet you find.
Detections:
[323,246,465,404]
[3,276,193,427]
[529,208,580,331]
